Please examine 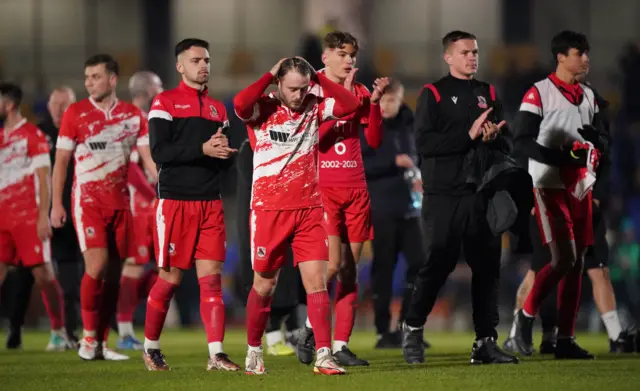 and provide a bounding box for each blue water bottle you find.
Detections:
[403,167,422,210]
